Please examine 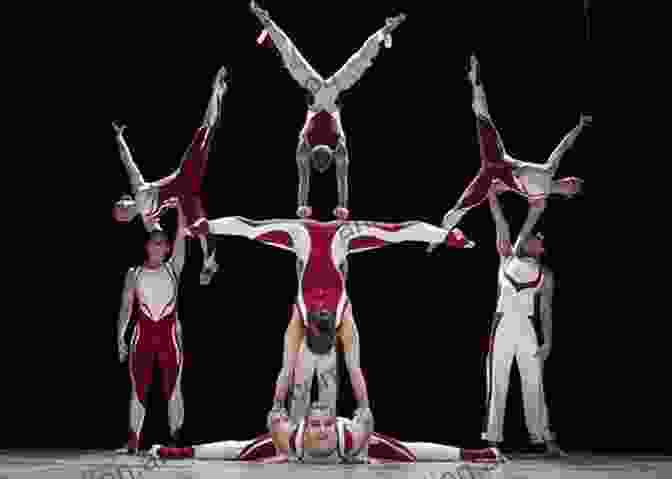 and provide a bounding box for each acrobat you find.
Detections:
[251,1,406,220]
[431,55,591,255]
[112,66,228,285]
